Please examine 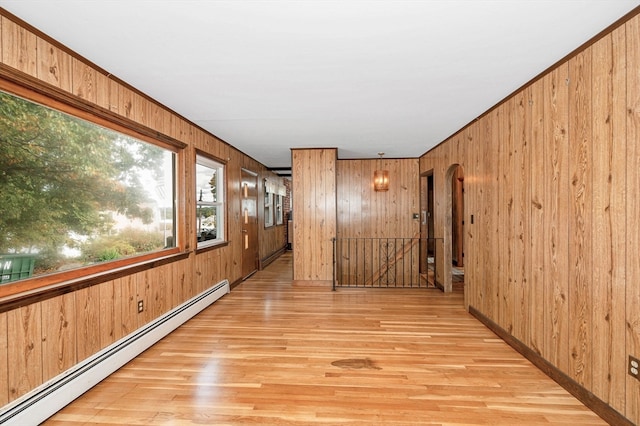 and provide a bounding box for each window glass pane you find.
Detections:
[0,90,176,284]
[196,155,224,247]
